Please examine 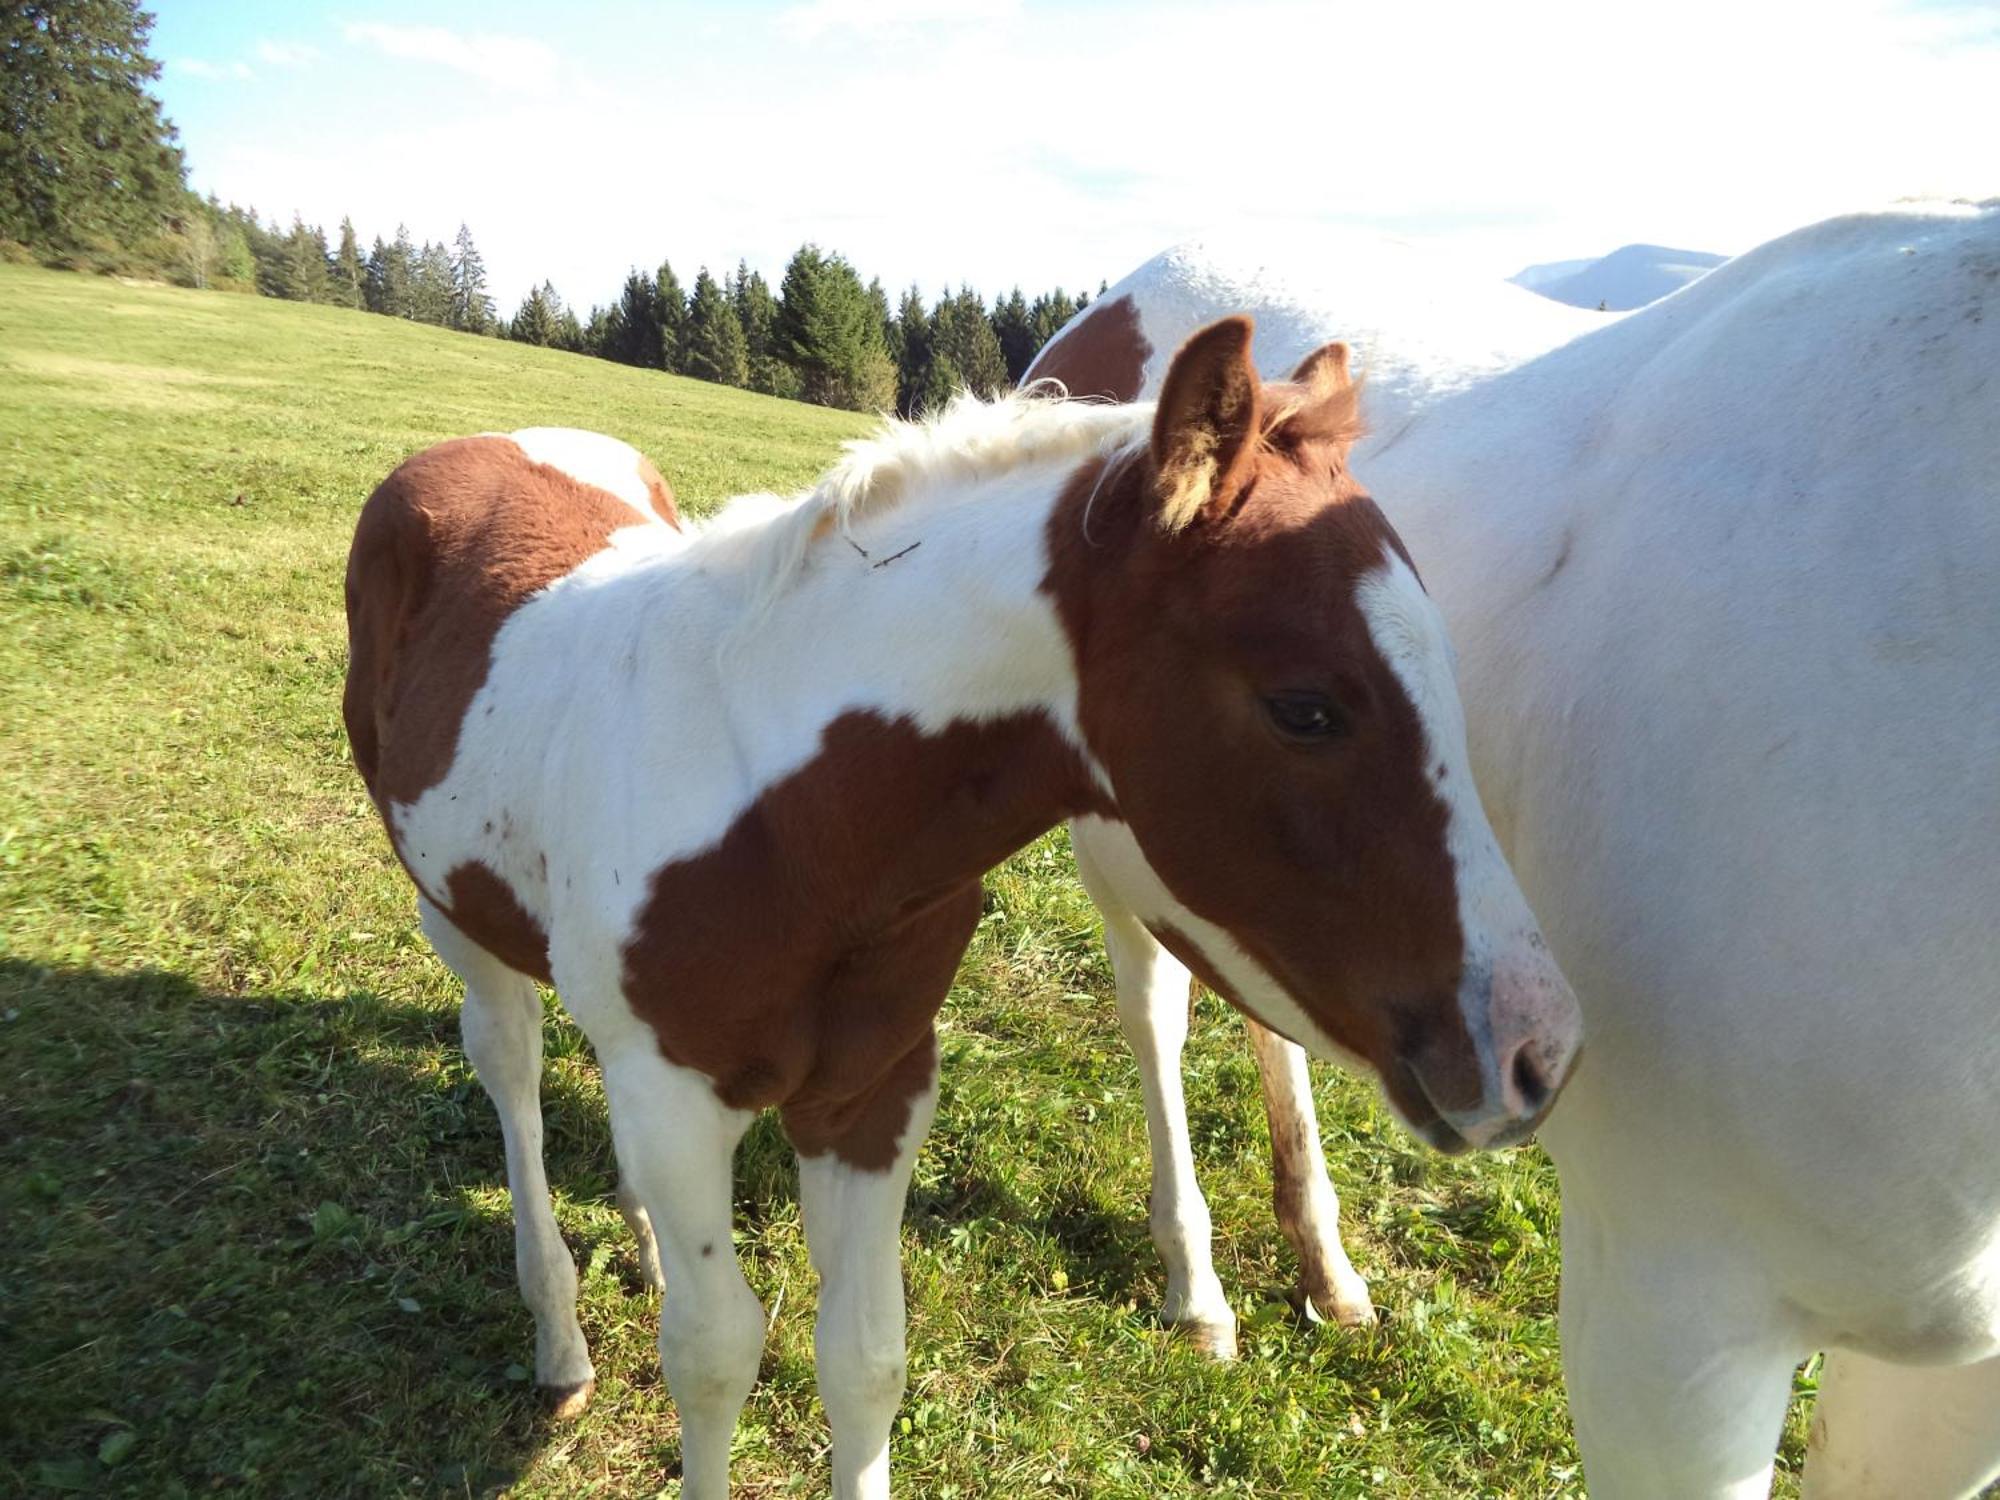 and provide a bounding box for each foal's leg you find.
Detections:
[418,898,595,1414]
[1799,1349,2000,1498]
[1072,837,1237,1357]
[598,1045,764,1500]
[615,1177,666,1292]
[787,885,977,1498]
[792,1038,942,1500]
[1243,1021,1376,1326]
